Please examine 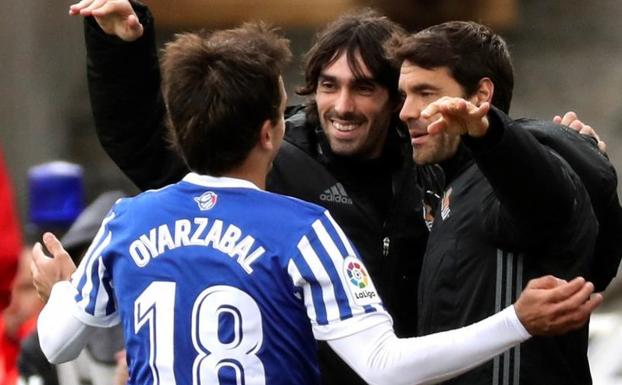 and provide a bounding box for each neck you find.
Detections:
[222,153,270,190]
